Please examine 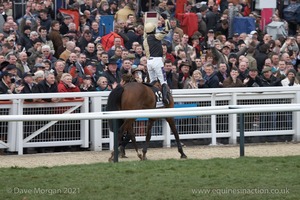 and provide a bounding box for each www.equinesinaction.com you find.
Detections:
[192,187,290,195]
